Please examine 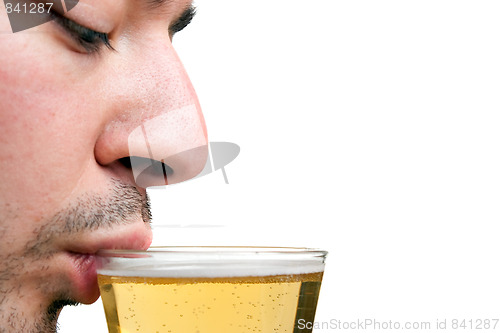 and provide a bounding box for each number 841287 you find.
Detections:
[6,2,53,14]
